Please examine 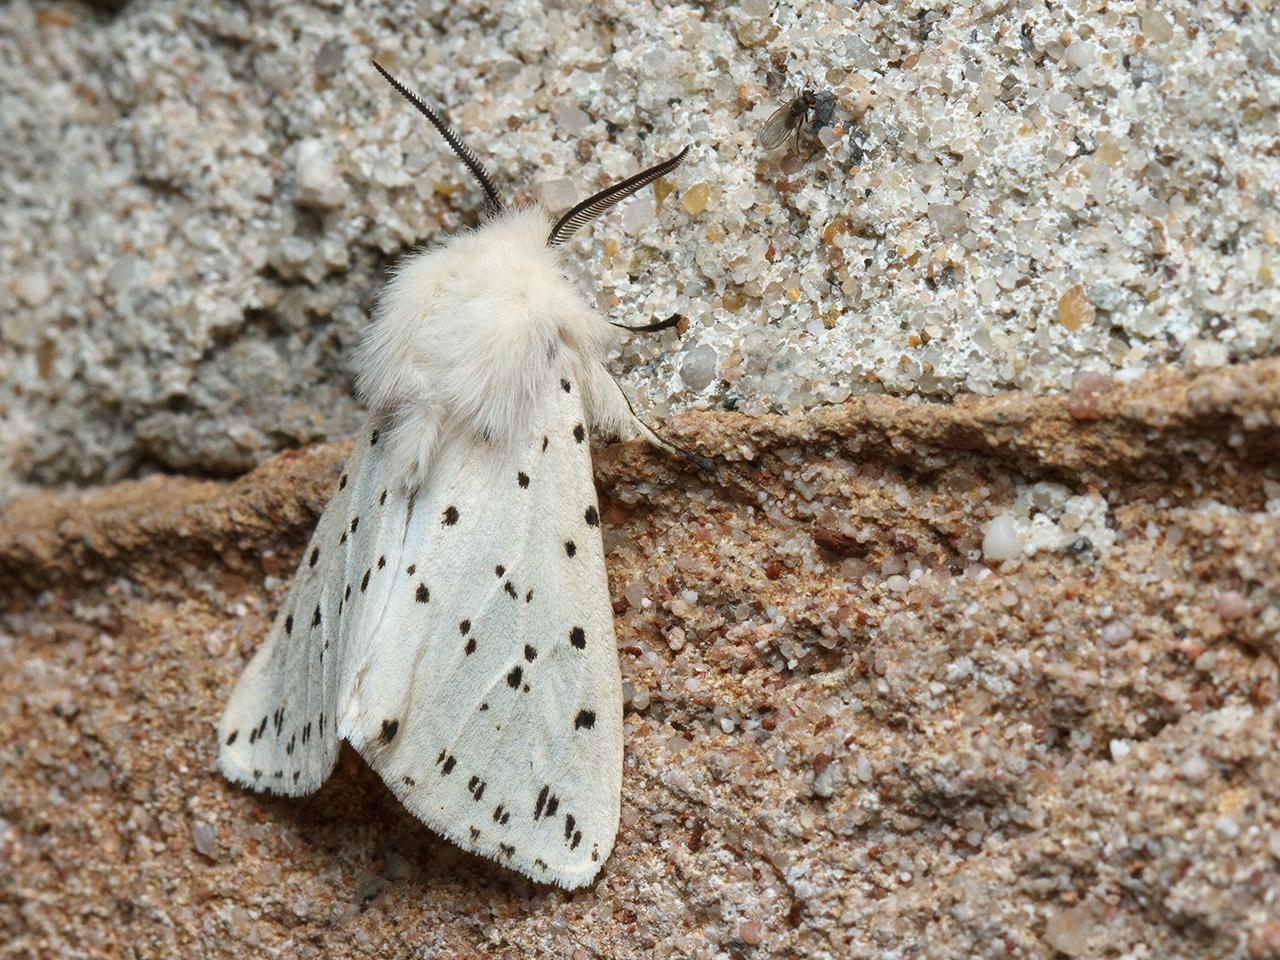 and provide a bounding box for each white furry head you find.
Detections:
[354,206,629,489]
